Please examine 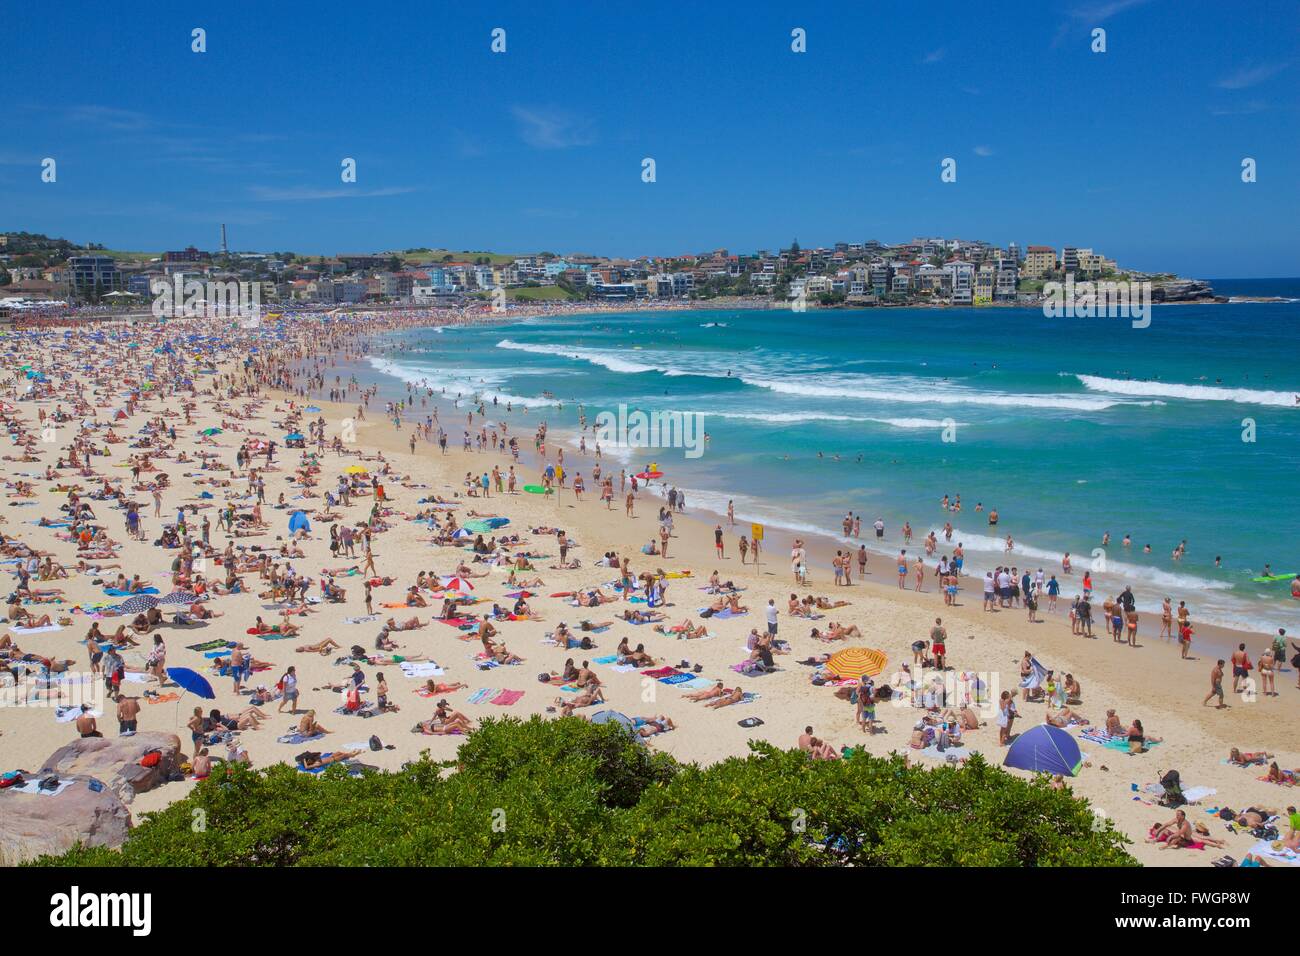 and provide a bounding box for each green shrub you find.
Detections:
[30,718,1134,867]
